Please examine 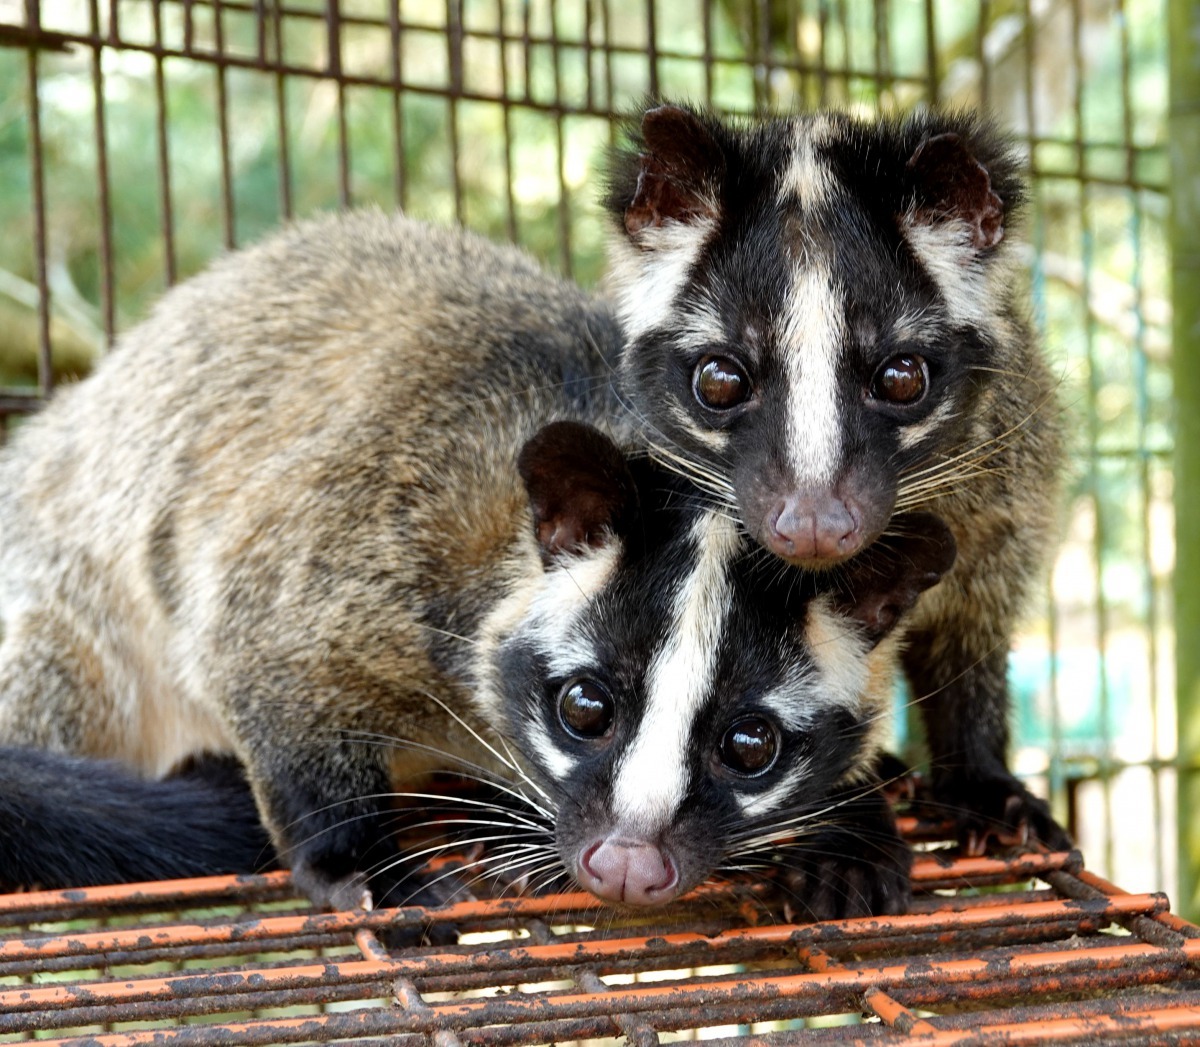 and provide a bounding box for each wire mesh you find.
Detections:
[2,817,1199,1044]
[0,0,1174,902]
